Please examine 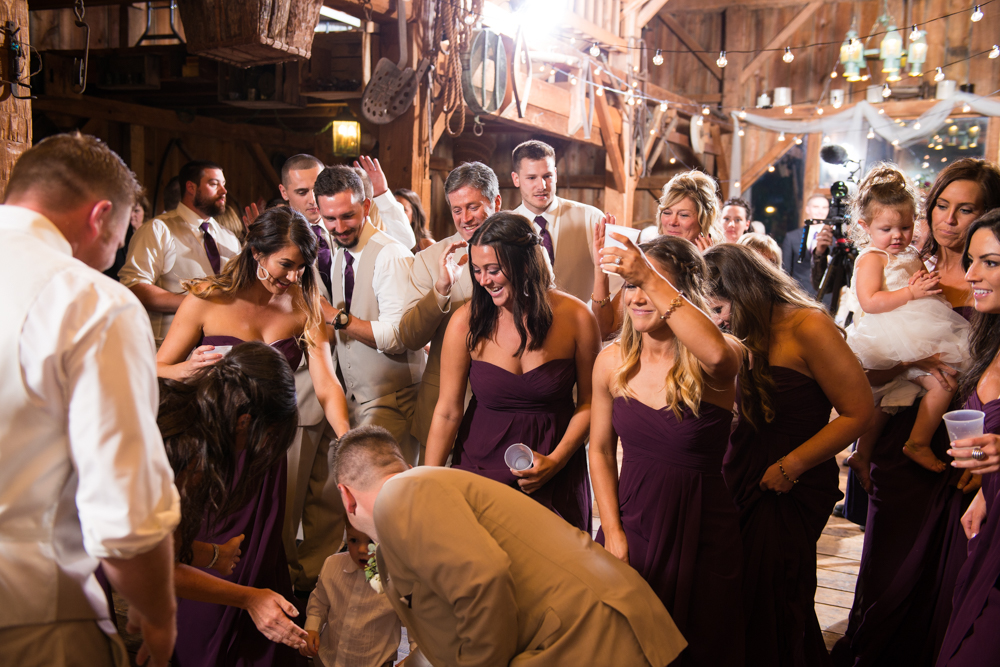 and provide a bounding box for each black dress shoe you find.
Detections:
[832,503,845,518]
